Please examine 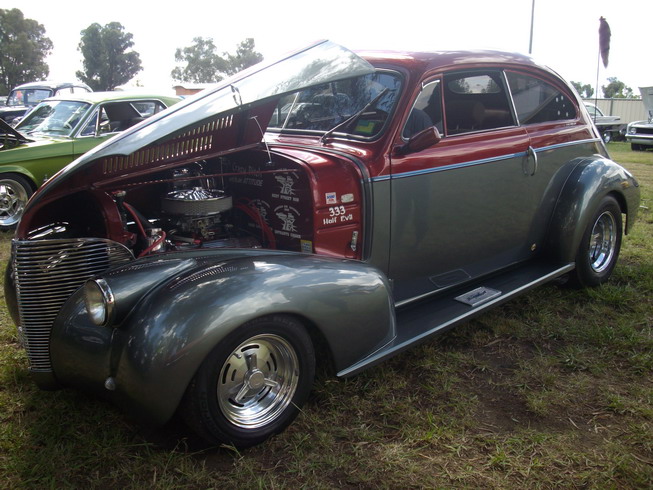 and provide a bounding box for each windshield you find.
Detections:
[16,100,91,136]
[7,88,53,107]
[268,72,402,138]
